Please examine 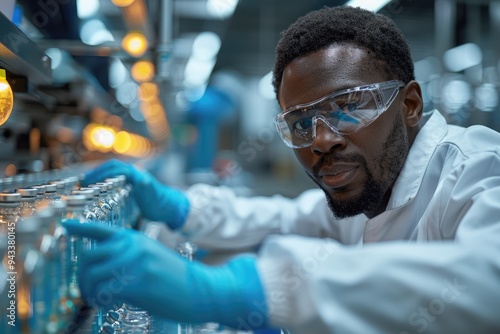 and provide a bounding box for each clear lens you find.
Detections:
[275,80,404,148]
